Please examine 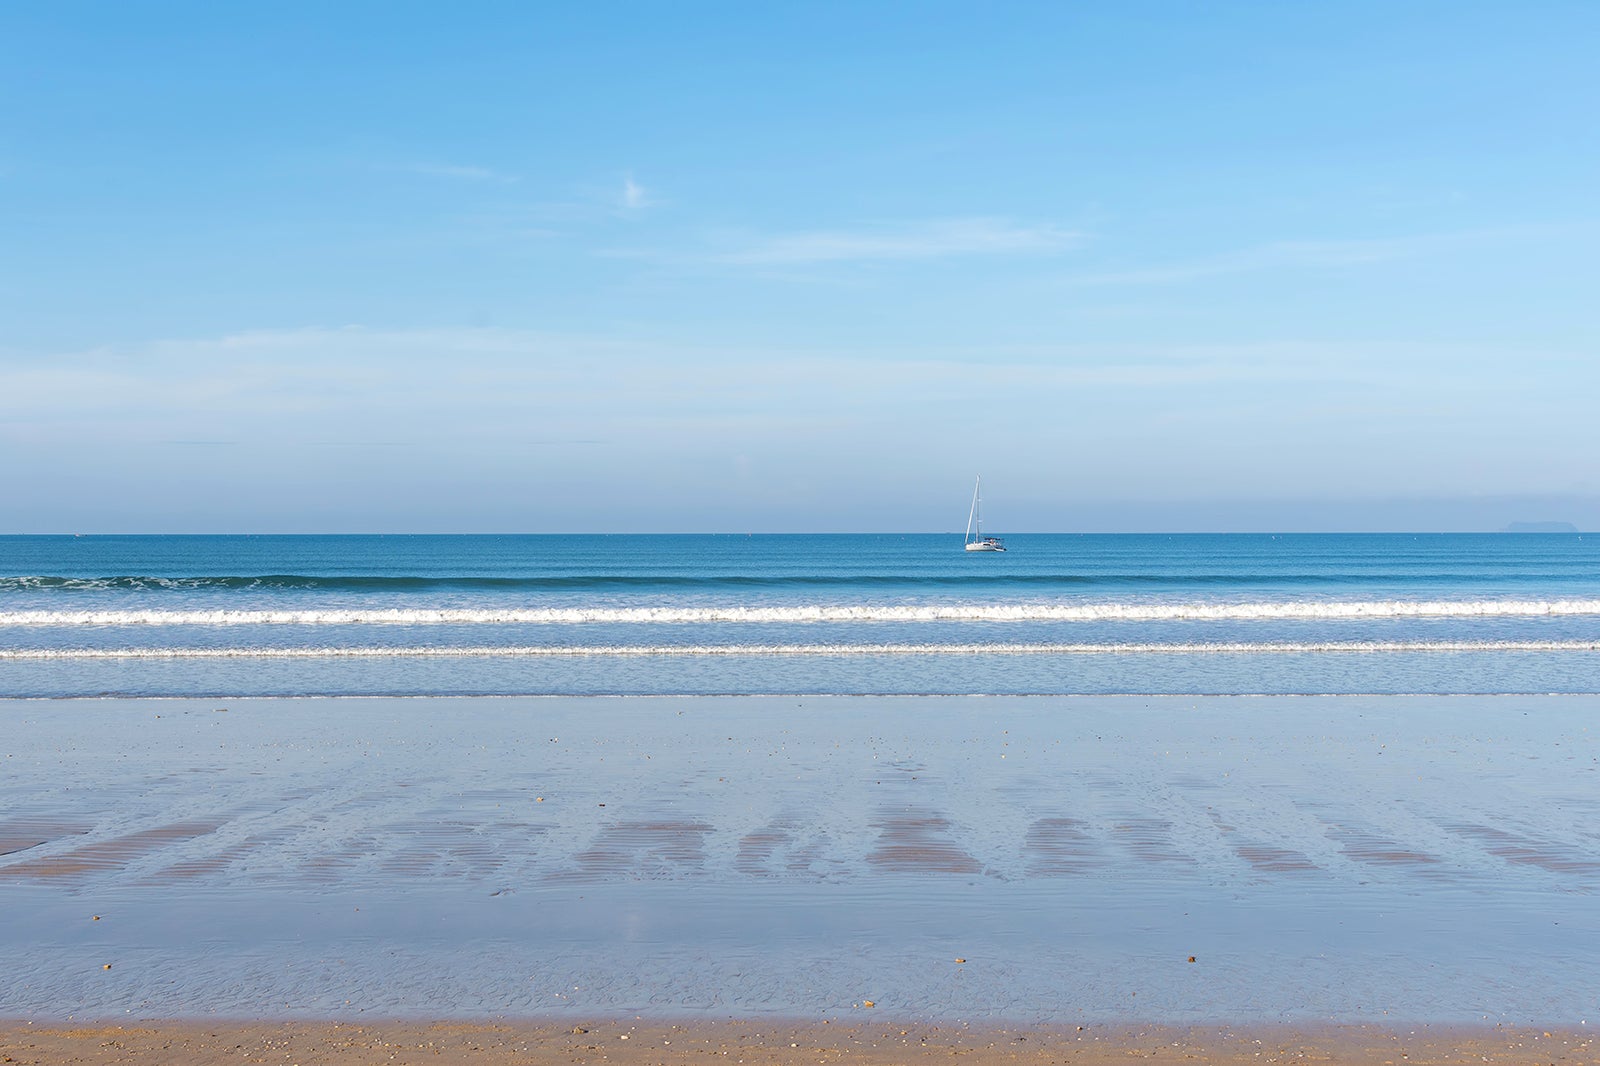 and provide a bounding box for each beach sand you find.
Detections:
[3,1019,1597,1065]
[2,695,1597,1034]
